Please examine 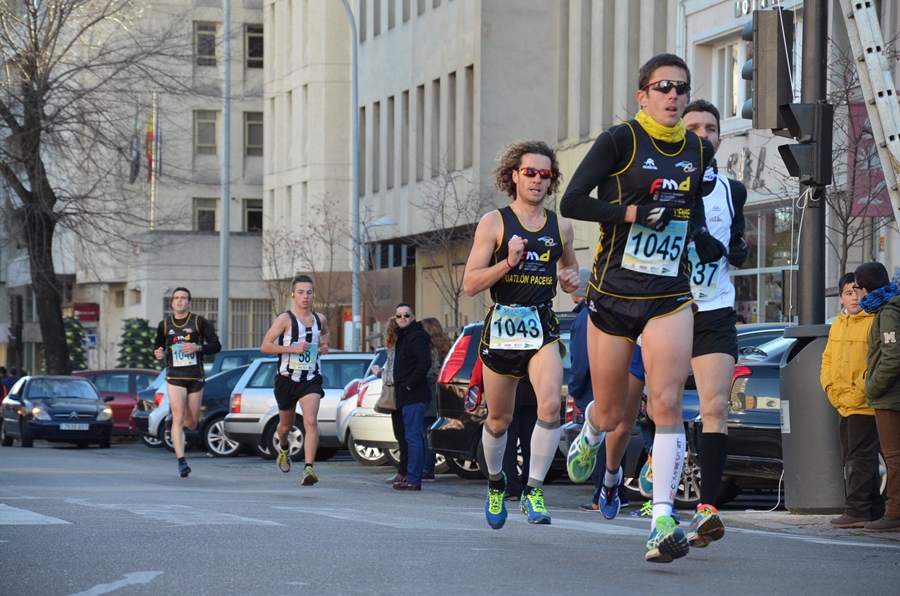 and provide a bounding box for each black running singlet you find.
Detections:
[490,206,564,306]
